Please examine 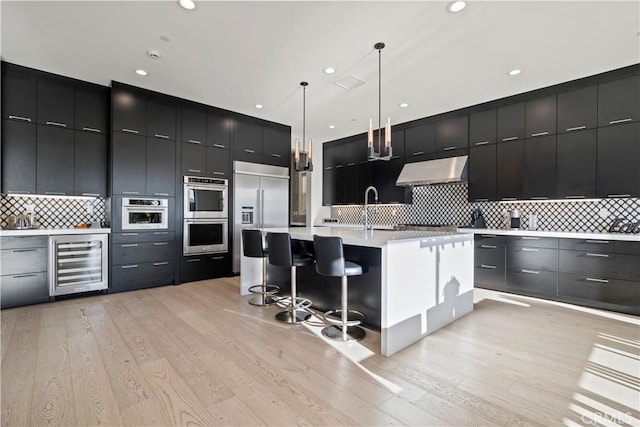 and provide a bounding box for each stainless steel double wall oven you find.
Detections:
[183,176,229,255]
